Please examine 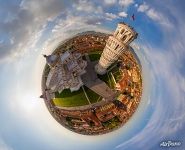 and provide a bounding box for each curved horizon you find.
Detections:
[0,0,185,150]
